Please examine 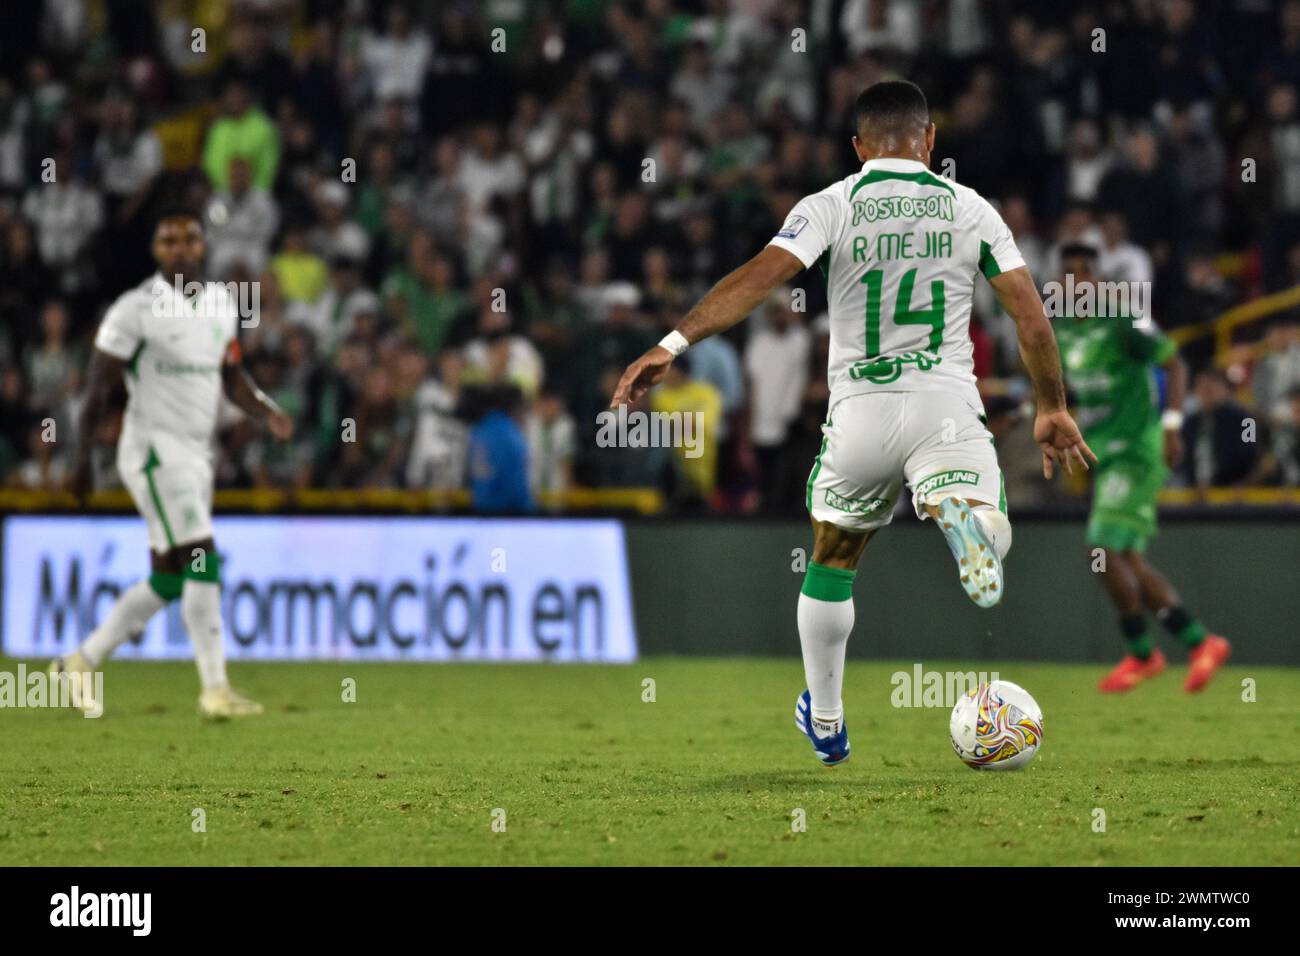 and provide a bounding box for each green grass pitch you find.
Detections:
[2,656,1297,866]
